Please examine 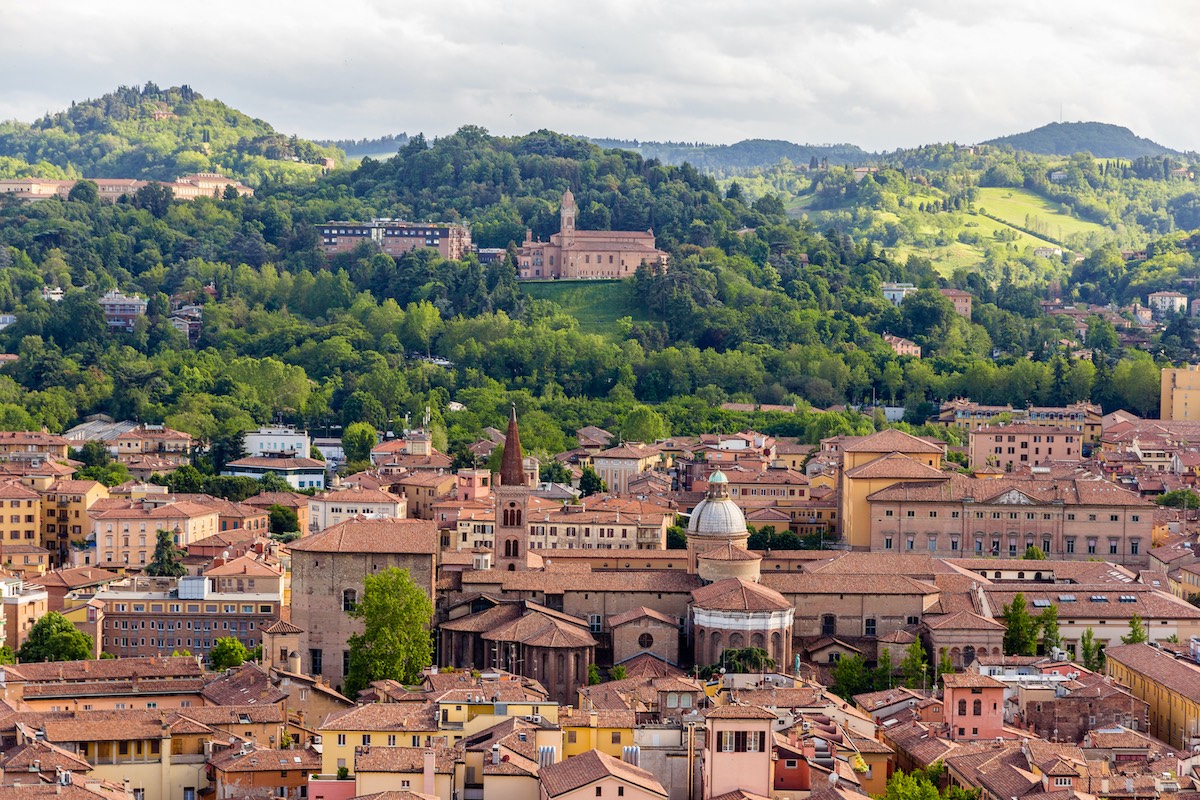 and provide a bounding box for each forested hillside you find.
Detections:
[0,83,342,186]
[589,138,871,172]
[983,122,1180,158]
[0,119,1177,474]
